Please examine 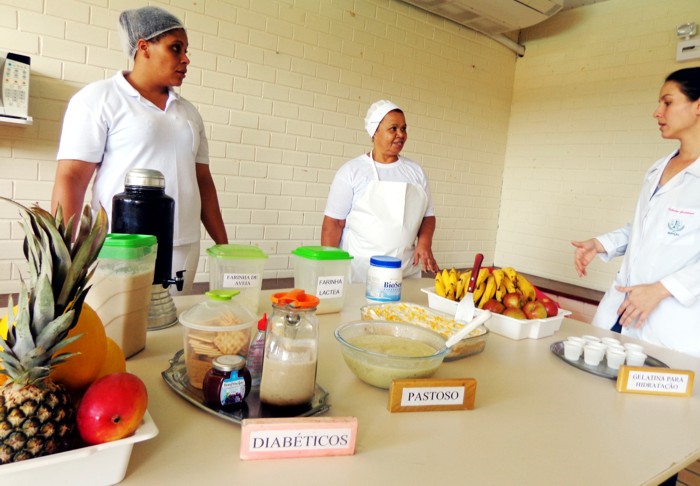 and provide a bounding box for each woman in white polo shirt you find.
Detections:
[52,6,227,294]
